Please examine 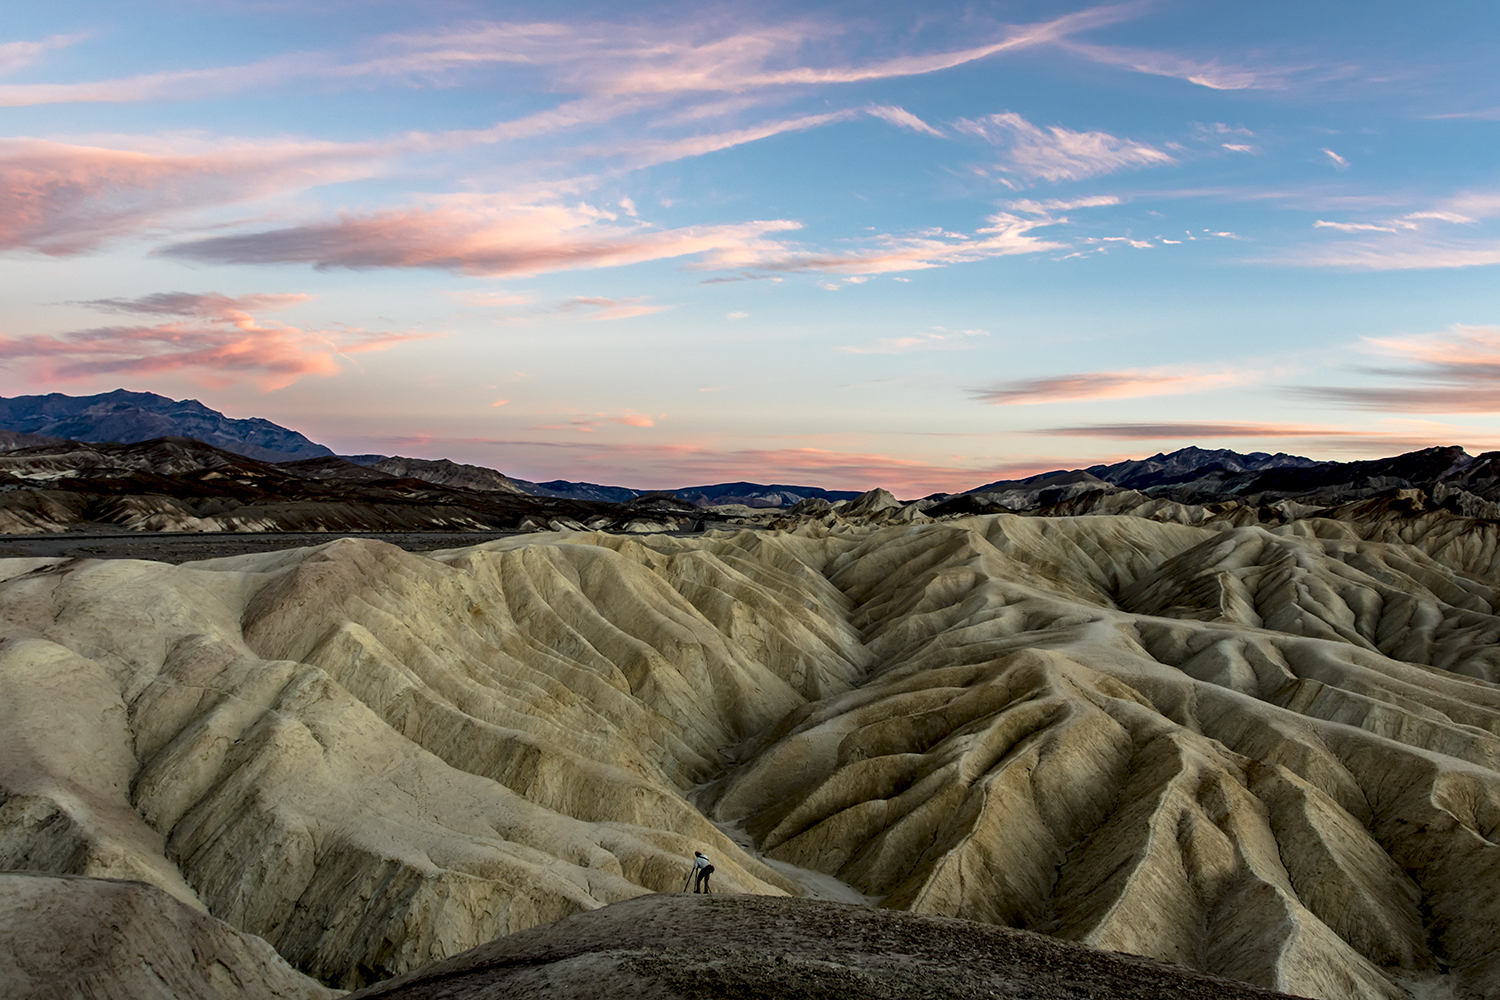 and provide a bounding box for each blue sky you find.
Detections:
[3,1,1498,494]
